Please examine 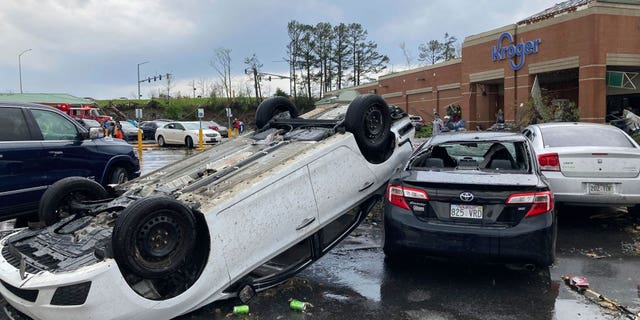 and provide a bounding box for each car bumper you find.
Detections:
[383,203,556,266]
[543,171,640,206]
[0,257,151,320]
